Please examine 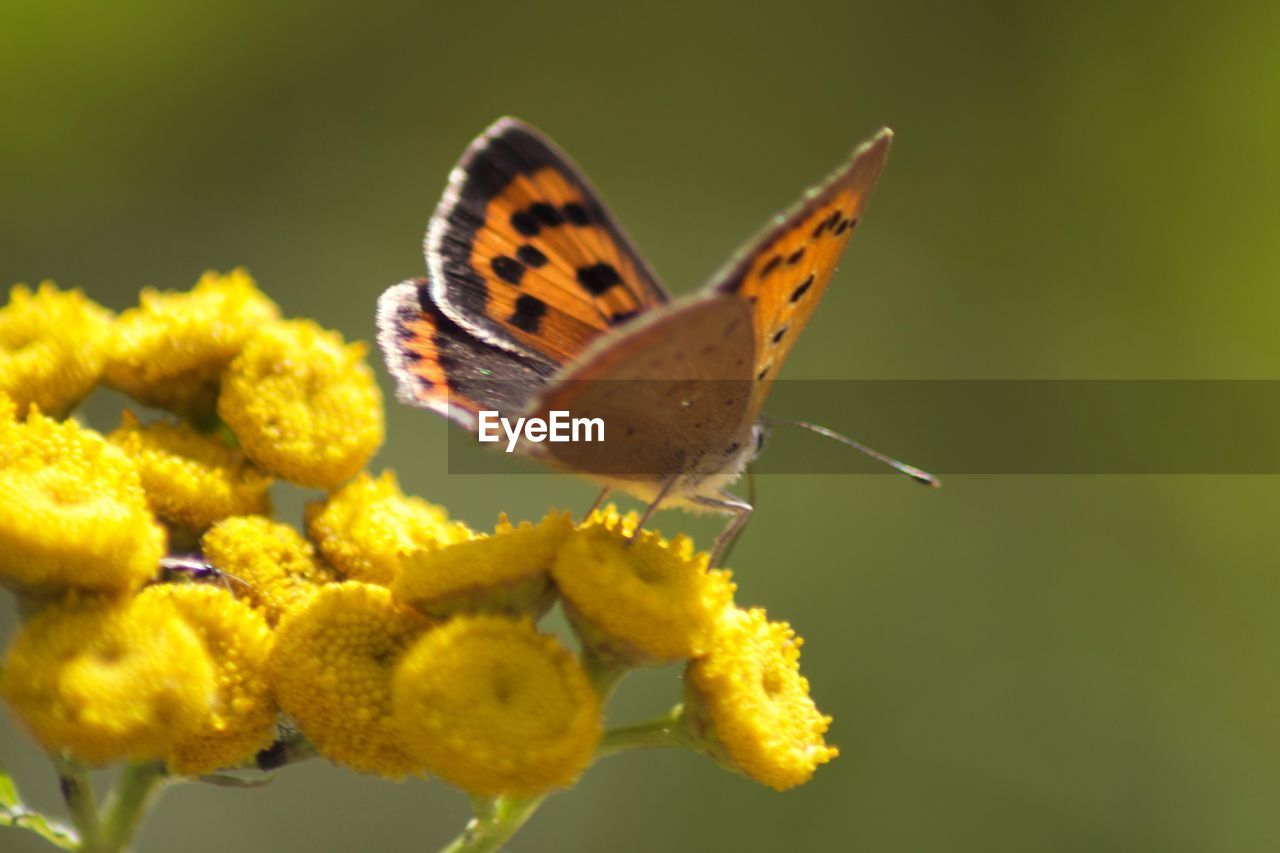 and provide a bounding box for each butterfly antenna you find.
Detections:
[762,418,940,487]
